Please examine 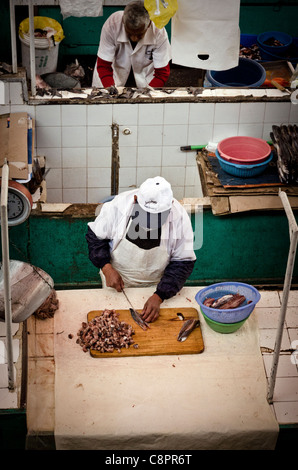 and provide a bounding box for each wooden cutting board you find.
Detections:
[87,307,204,358]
